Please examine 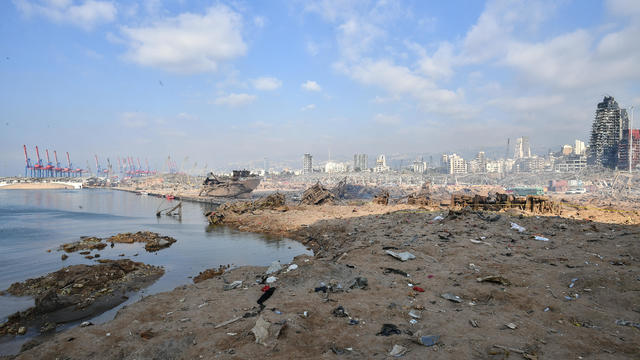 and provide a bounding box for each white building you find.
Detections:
[325,161,349,173]
[374,154,390,172]
[412,160,427,173]
[574,140,586,155]
[448,154,467,174]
